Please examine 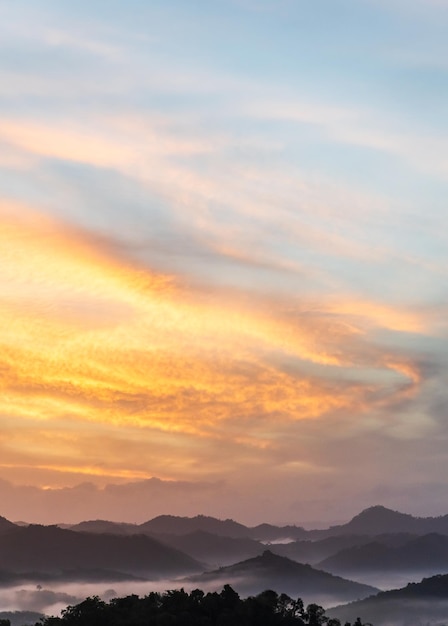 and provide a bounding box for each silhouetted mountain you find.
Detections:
[273,535,369,564]
[343,505,419,533]
[311,505,448,539]
[0,524,201,577]
[275,534,372,564]
[141,515,307,542]
[328,573,448,626]
[0,515,17,533]
[154,530,264,566]
[68,515,307,542]
[58,506,448,546]
[69,519,139,535]
[187,549,378,606]
[140,514,250,538]
[249,523,307,541]
[141,506,448,544]
[319,532,448,576]
[272,532,415,565]
[319,541,397,573]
